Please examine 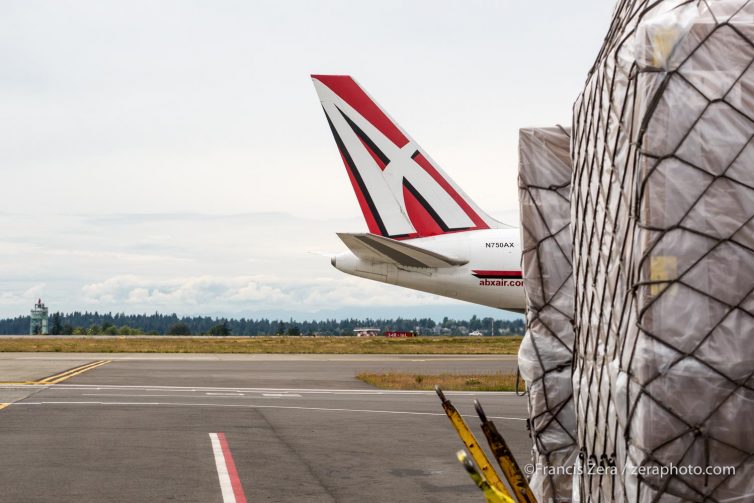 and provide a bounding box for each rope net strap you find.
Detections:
[571,1,754,501]
[518,126,578,502]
